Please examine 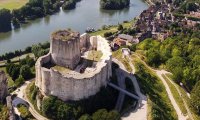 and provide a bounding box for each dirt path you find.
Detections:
[133,53,194,120]
[12,80,49,120]
[156,70,187,120]
[163,73,194,120]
